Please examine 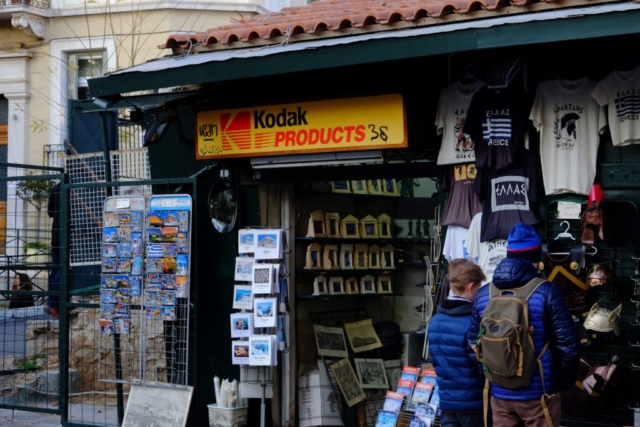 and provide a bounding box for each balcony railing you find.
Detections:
[2,0,50,10]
